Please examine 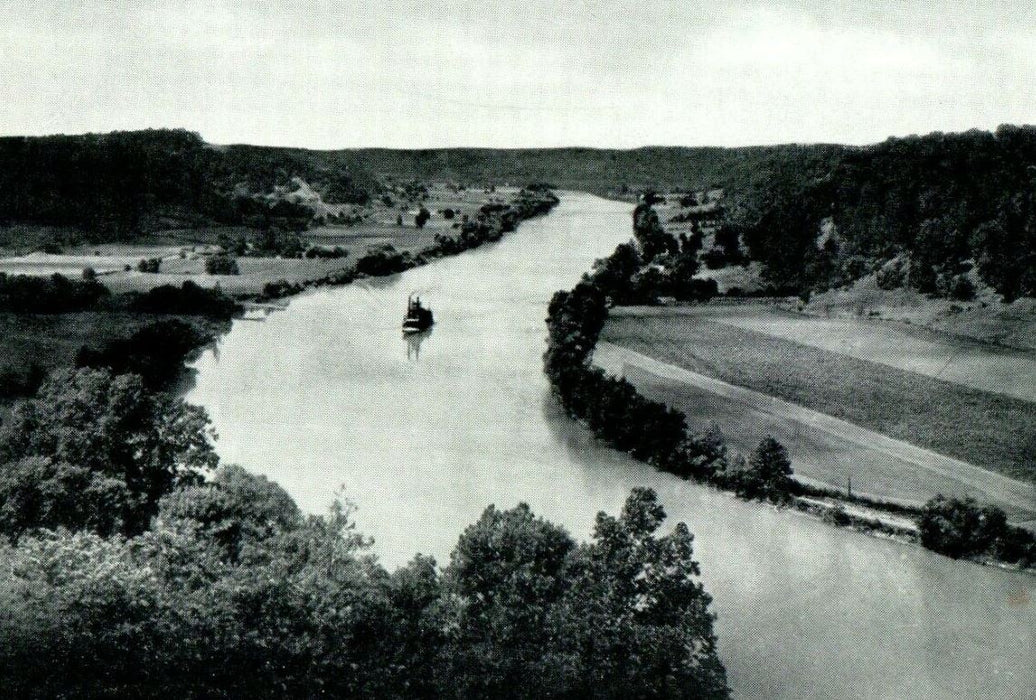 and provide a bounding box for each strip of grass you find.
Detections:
[602,313,1036,485]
